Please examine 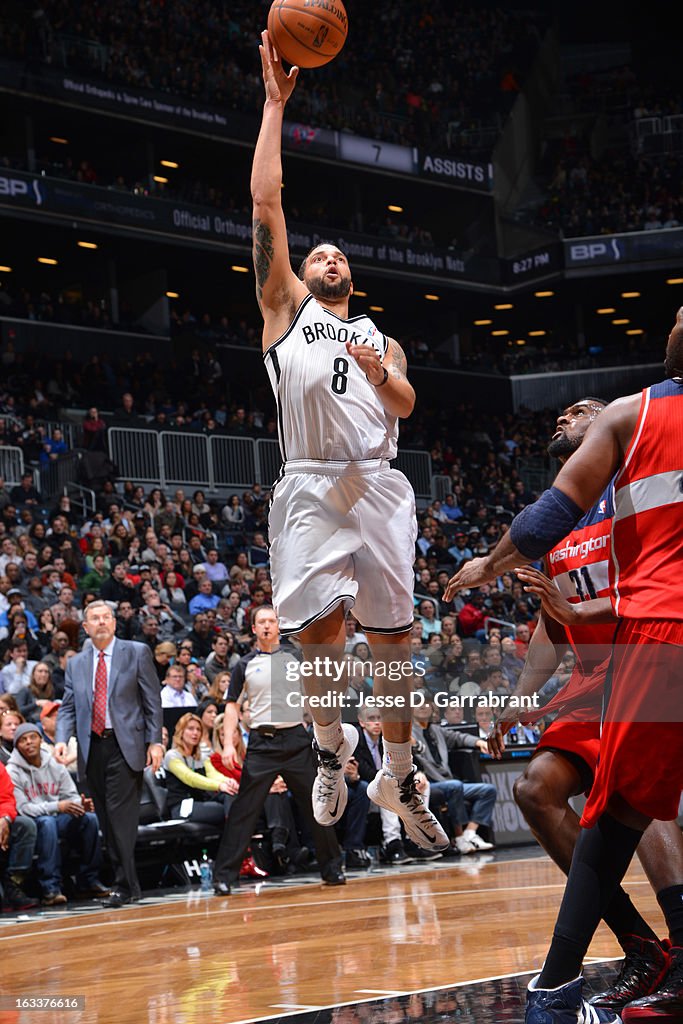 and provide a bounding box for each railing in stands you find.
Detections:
[0,445,24,486]
[106,428,433,497]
